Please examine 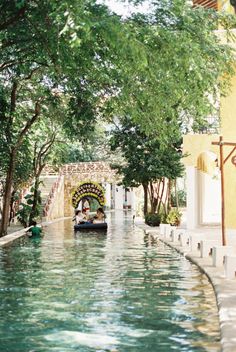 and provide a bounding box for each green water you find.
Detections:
[0,212,220,351]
